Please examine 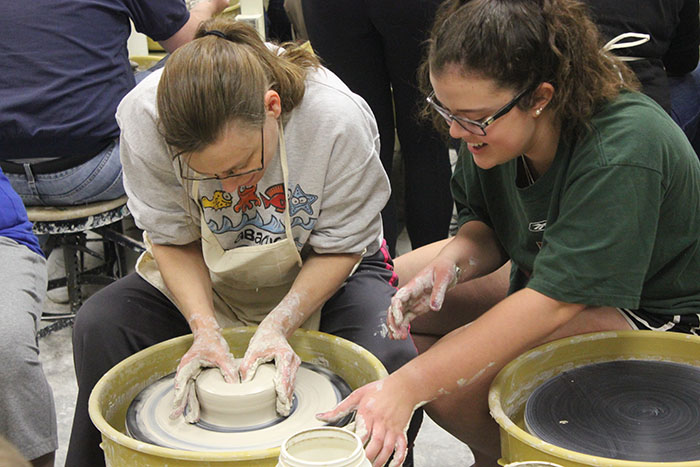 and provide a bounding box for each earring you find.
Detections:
[535,108,543,116]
